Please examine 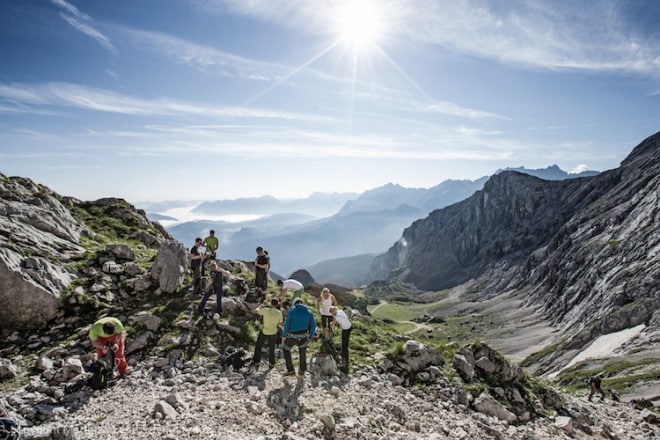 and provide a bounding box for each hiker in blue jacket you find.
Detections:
[281,297,317,376]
